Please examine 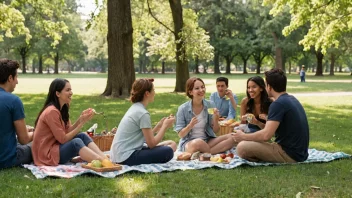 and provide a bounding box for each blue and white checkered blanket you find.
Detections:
[24,149,350,179]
